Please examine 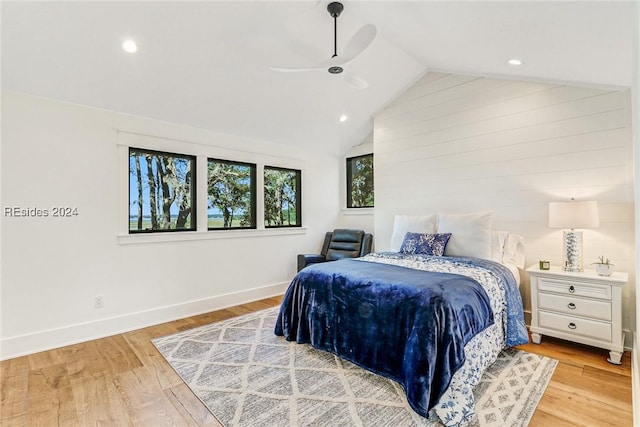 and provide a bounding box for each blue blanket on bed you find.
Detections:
[274,258,495,417]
